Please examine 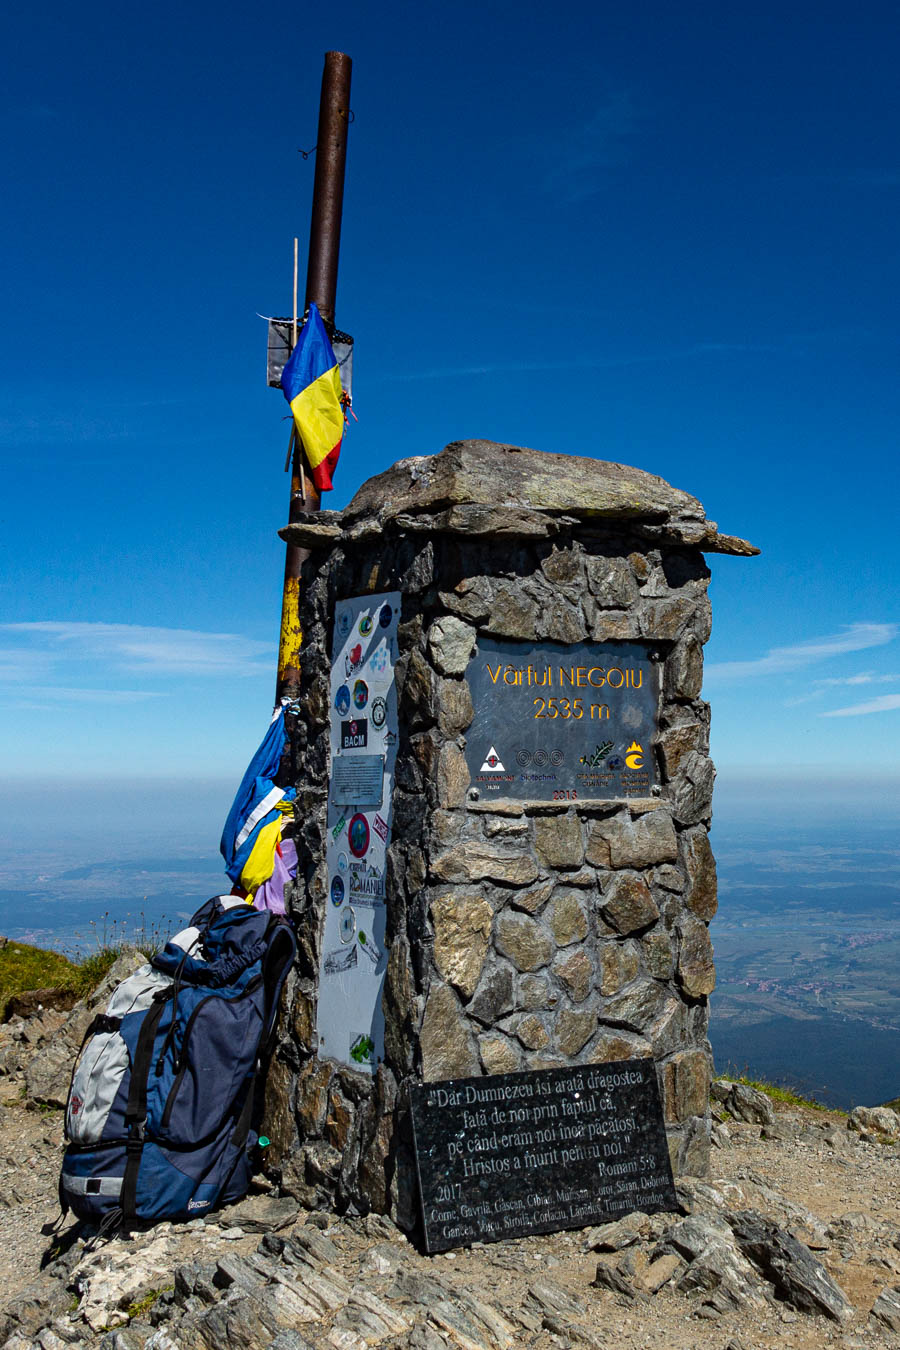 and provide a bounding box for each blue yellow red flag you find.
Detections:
[280,302,343,492]
[220,706,296,891]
